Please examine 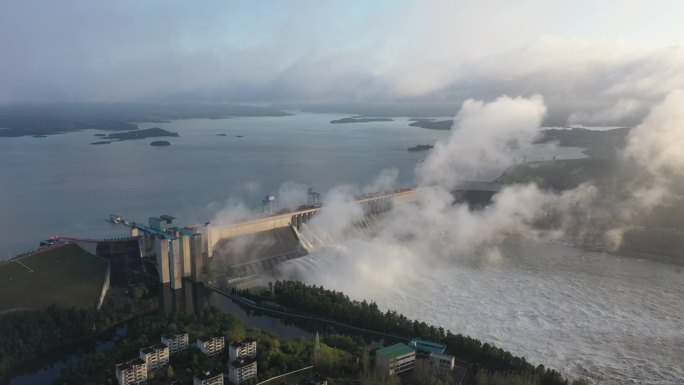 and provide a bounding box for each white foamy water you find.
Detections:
[279,240,684,385]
